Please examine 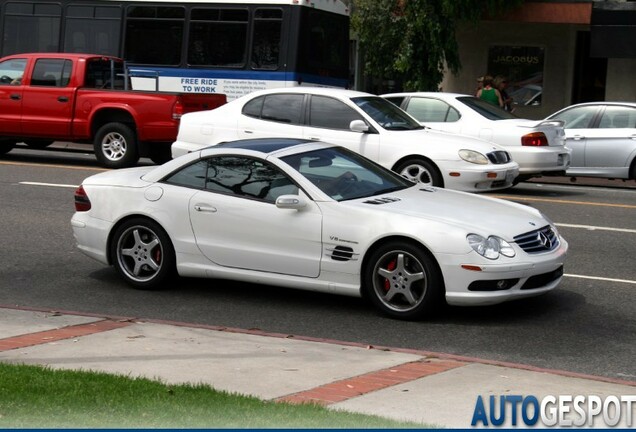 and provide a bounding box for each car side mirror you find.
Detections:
[275,194,307,210]
[350,120,369,133]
